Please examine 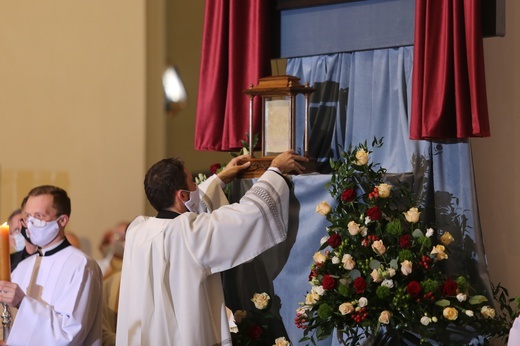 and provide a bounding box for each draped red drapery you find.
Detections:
[195,0,279,151]
[410,0,491,139]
